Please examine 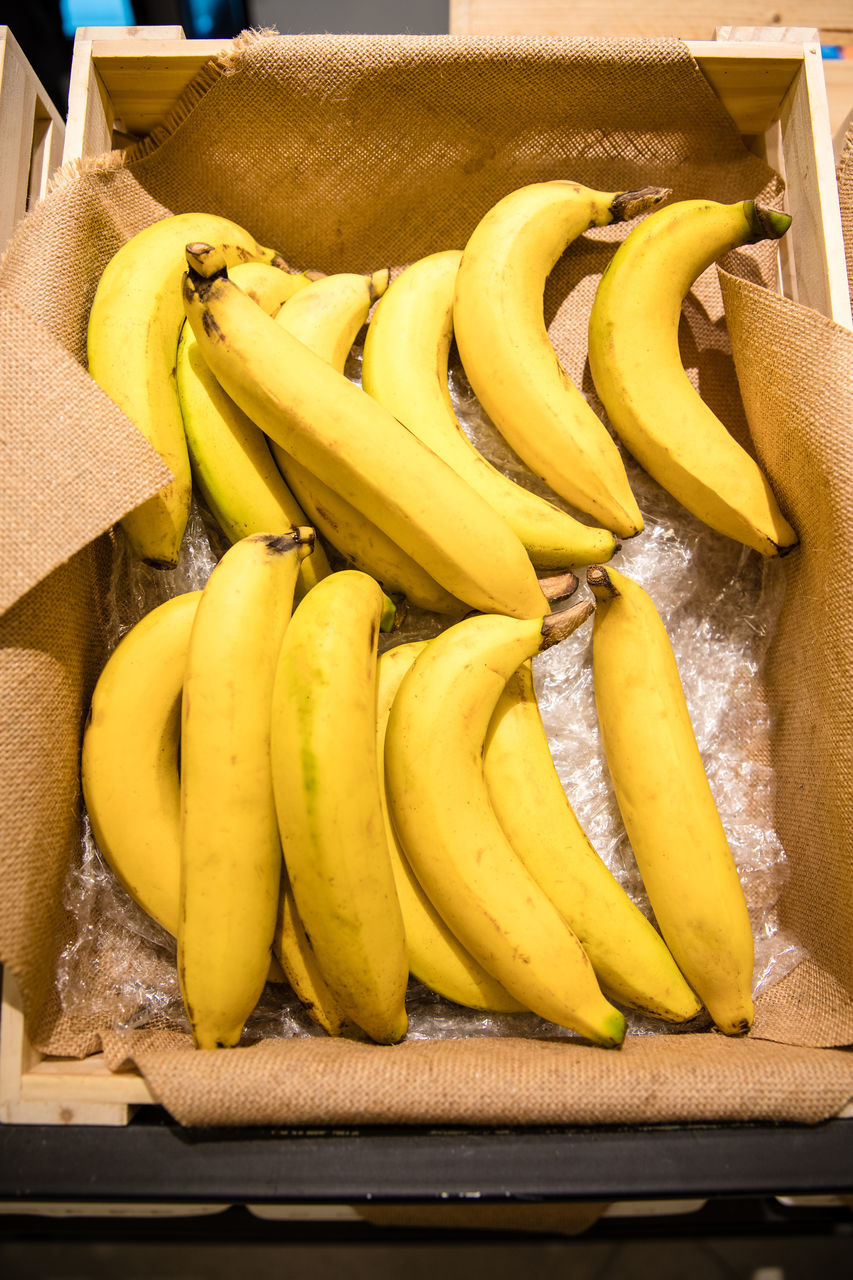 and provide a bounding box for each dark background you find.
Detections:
[1,1,450,121]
